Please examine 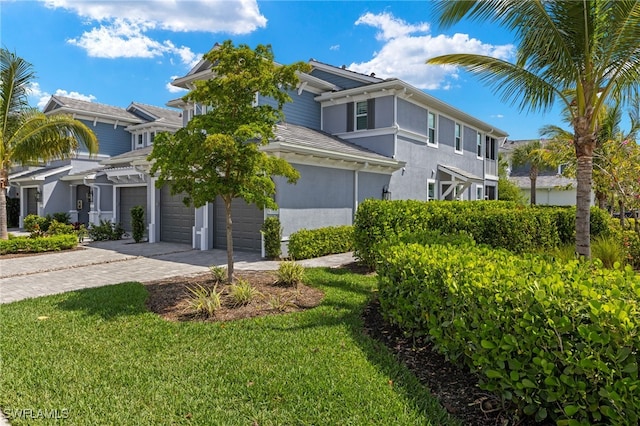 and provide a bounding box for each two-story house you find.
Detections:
[9,96,181,230]
[108,56,507,254]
